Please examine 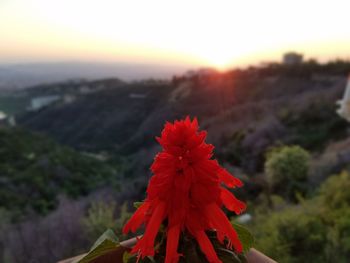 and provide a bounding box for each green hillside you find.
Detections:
[0,127,119,215]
